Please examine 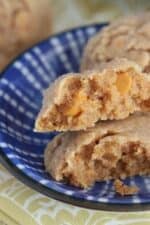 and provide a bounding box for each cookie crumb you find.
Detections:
[114,179,139,196]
